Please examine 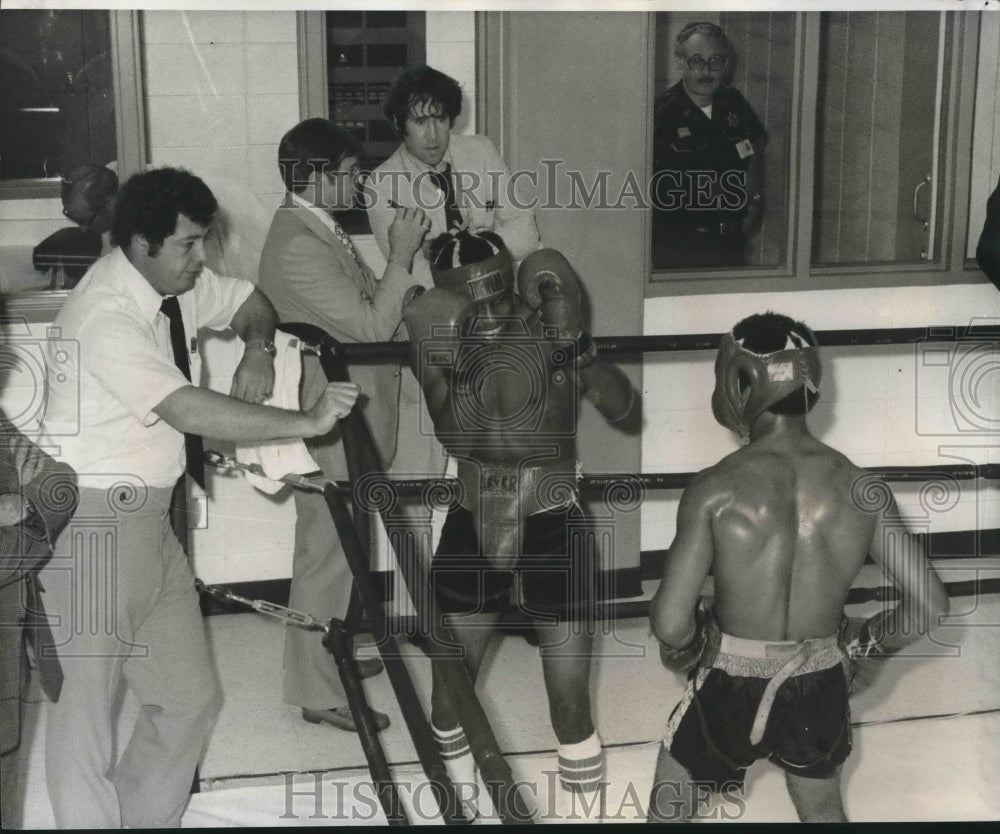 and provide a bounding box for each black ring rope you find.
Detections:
[334,324,1000,363]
